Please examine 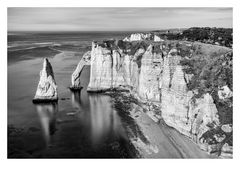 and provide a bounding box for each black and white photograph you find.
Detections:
[1,0,239,165]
